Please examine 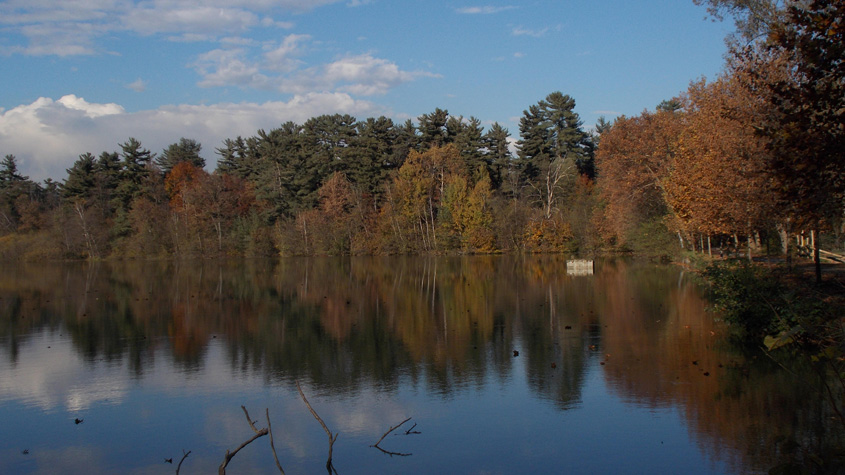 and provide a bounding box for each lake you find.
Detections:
[0,256,839,474]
